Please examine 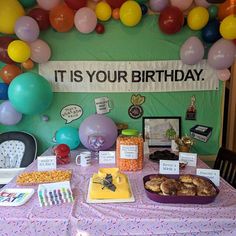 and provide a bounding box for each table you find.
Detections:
[0,148,236,236]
